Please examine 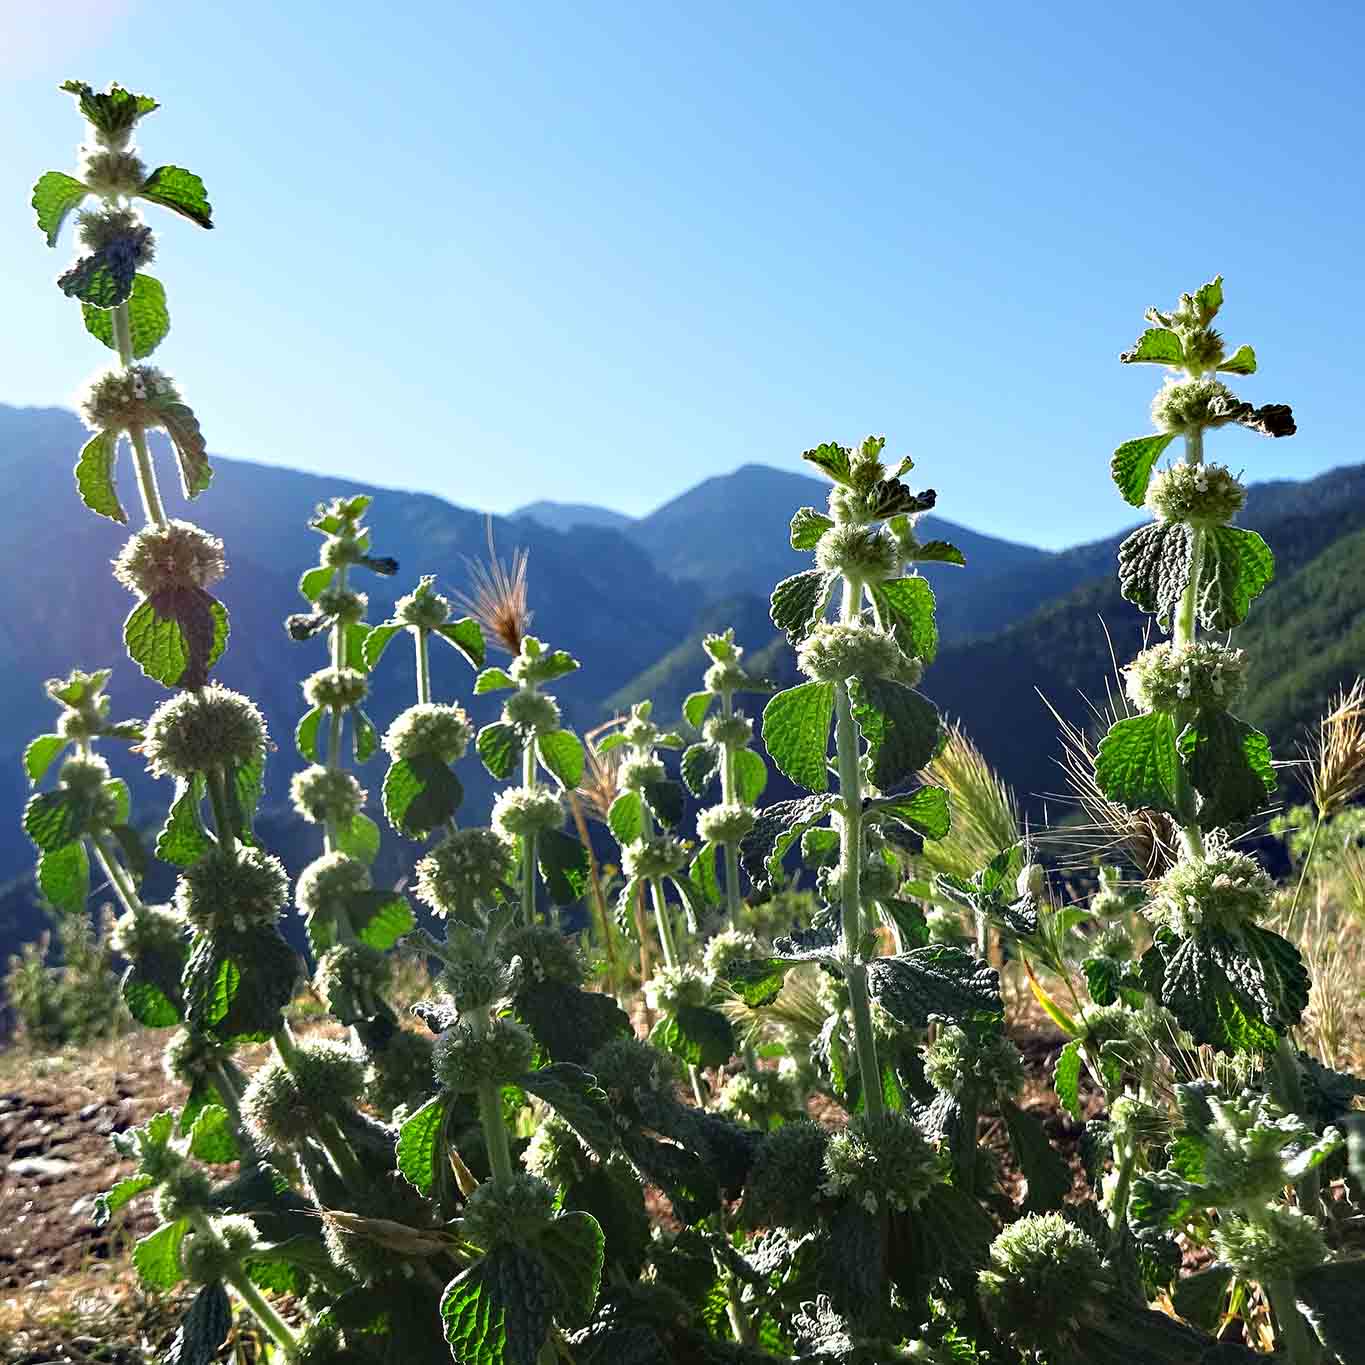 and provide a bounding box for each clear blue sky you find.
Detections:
[3,1,1360,549]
